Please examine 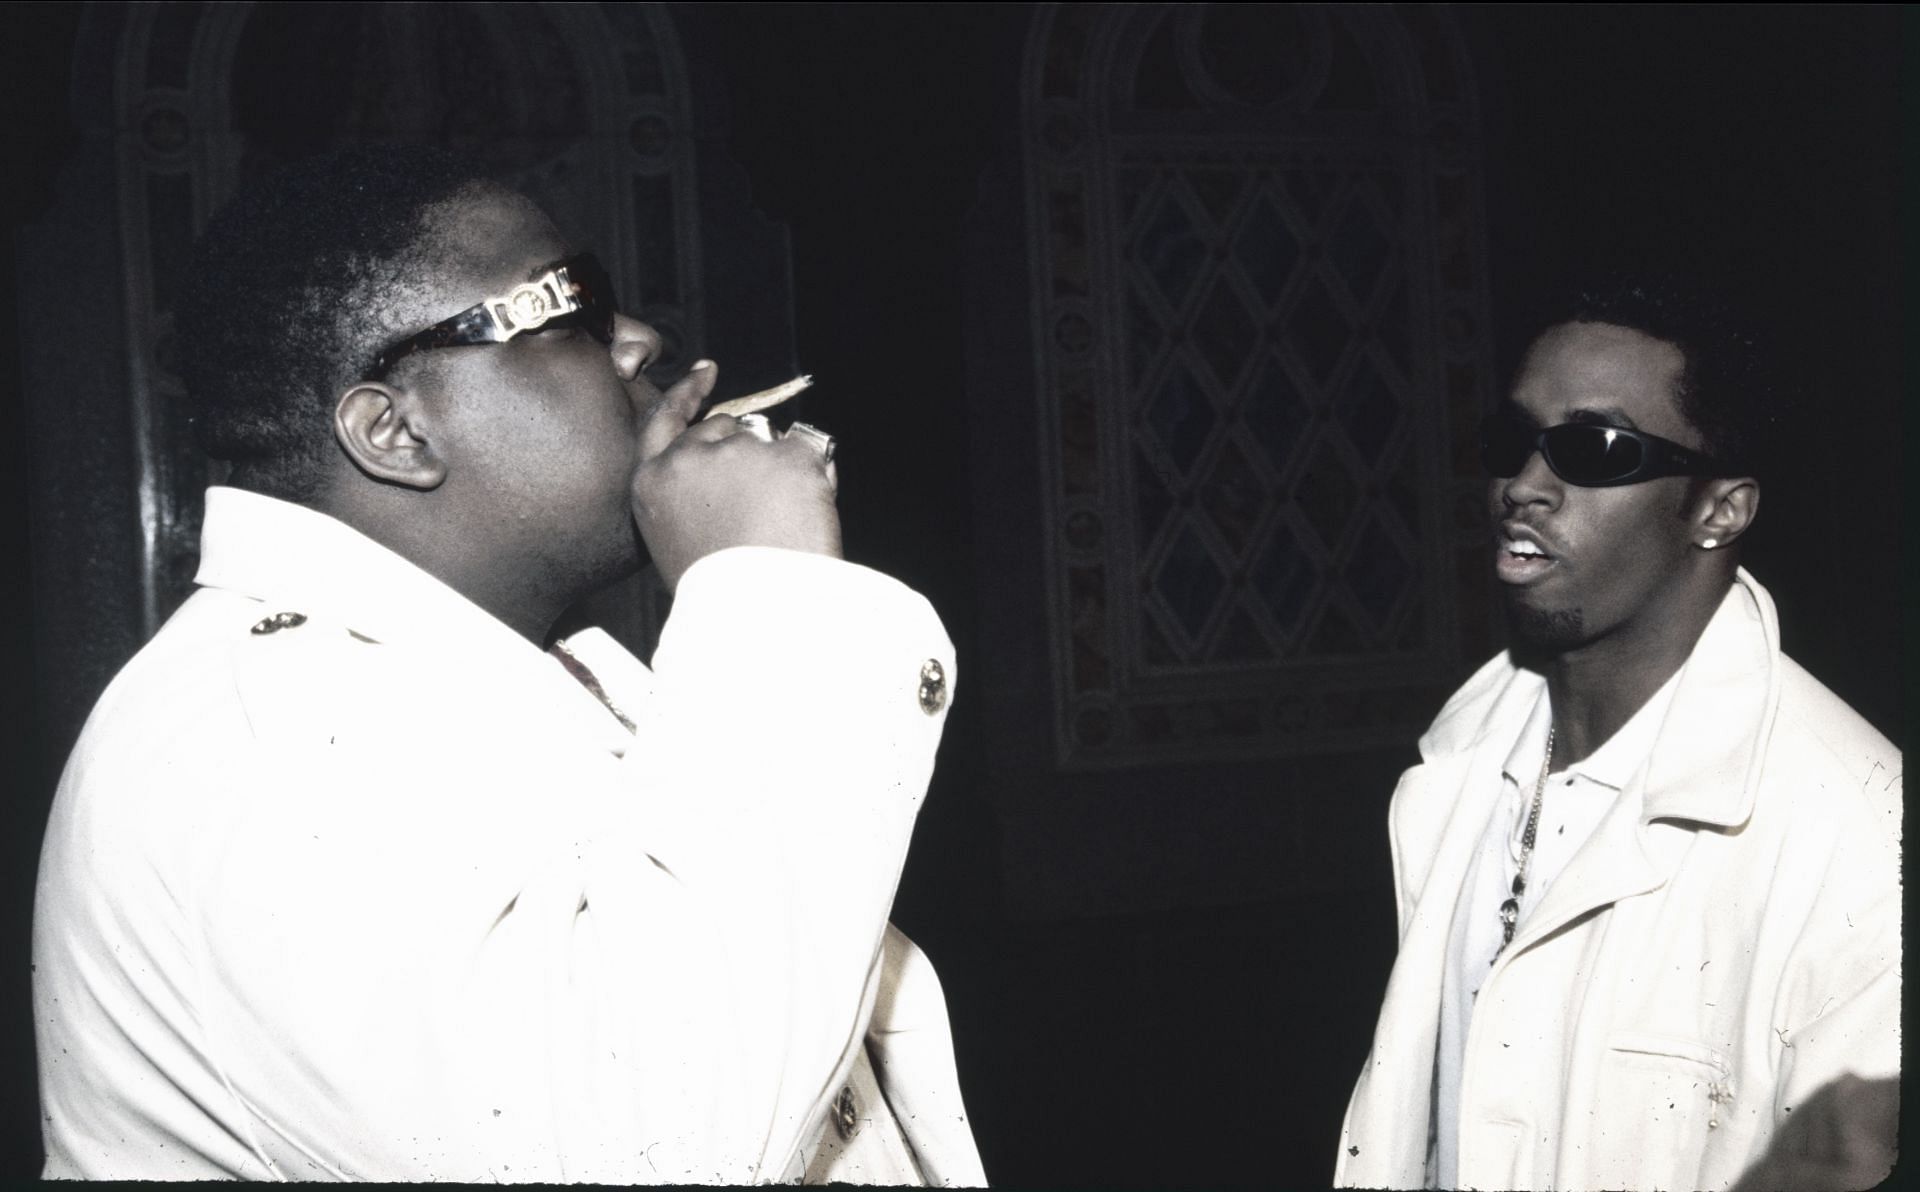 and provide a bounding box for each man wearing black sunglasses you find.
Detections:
[33,147,983,1184]
[1336,276,1898,1190]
